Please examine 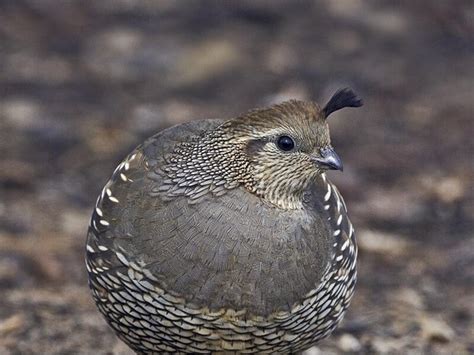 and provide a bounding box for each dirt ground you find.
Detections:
[0,1,473,354]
